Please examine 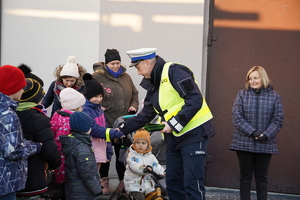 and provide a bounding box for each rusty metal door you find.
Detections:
[205,0,300,194]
